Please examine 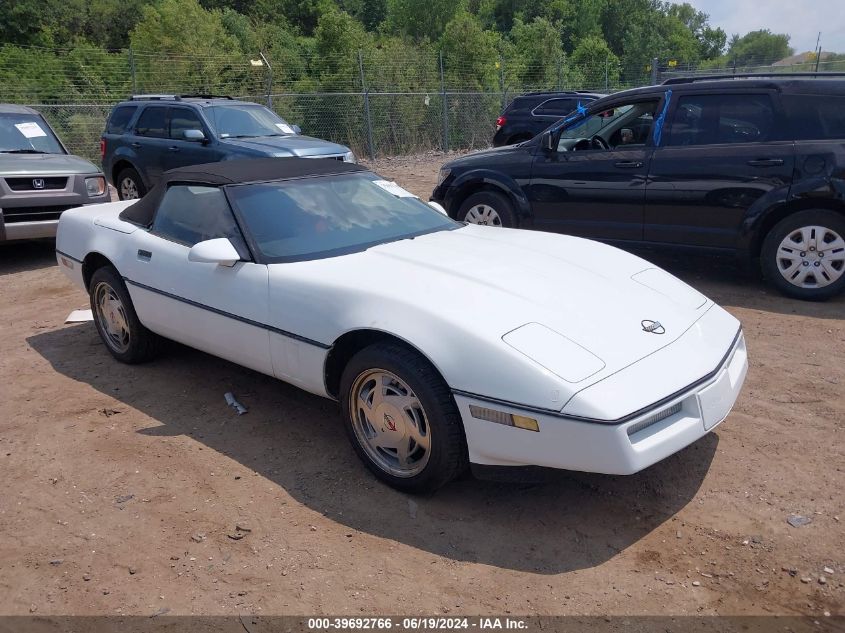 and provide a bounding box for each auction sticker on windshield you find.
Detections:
[15,121,47,138]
